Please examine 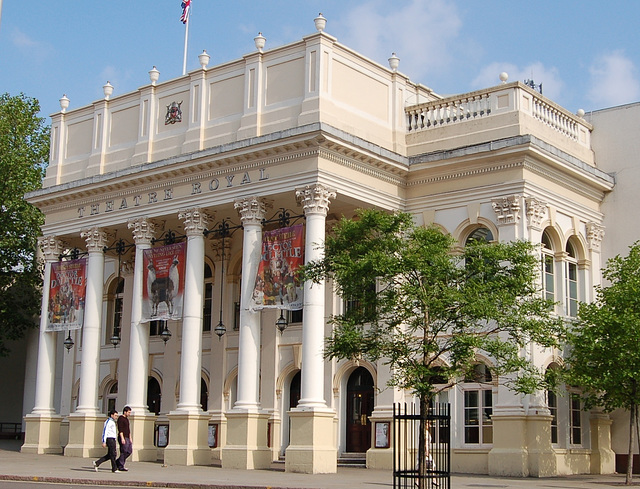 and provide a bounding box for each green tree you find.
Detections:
[564,242,640,485]
[301,209,564,486]
[0,93,49,355]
